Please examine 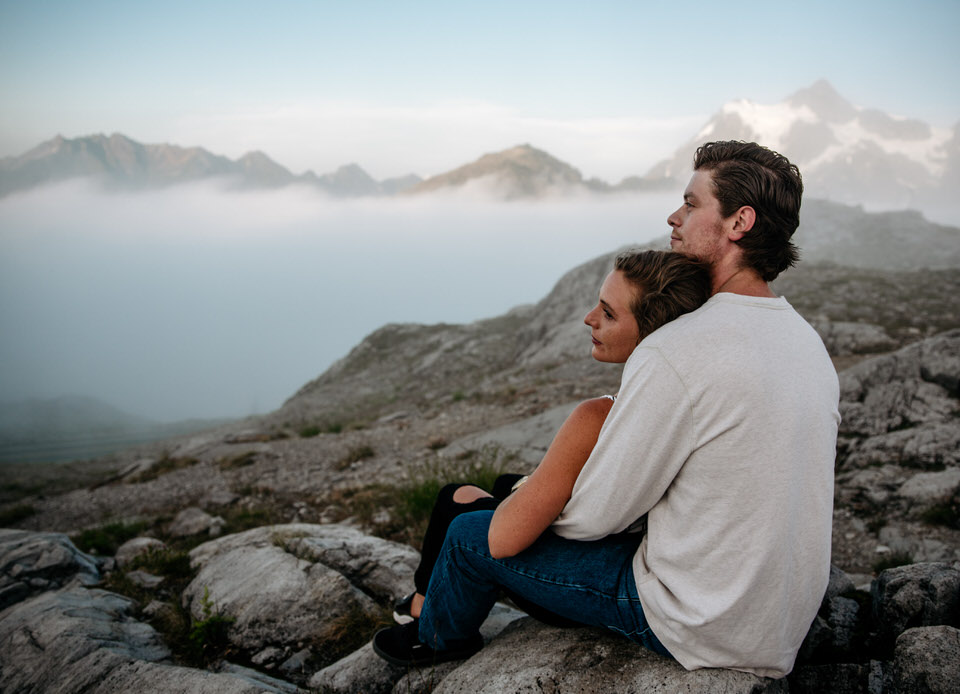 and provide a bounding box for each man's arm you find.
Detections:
[551,346,694,540]
[487,397,613,559]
